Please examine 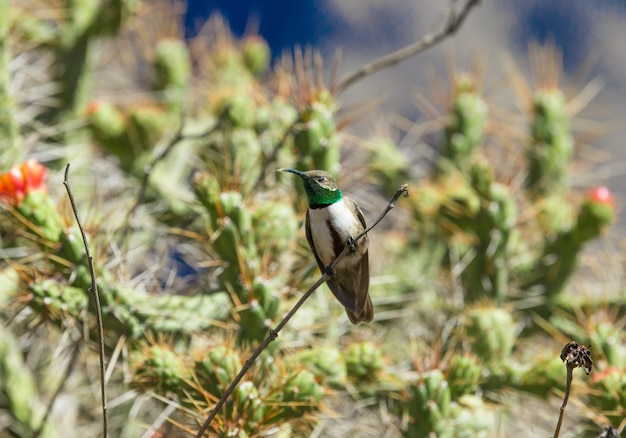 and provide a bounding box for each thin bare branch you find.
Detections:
[333,0,481,95]
[63,163,108,438]
[553,363,573,438]
[194,184,409,438]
